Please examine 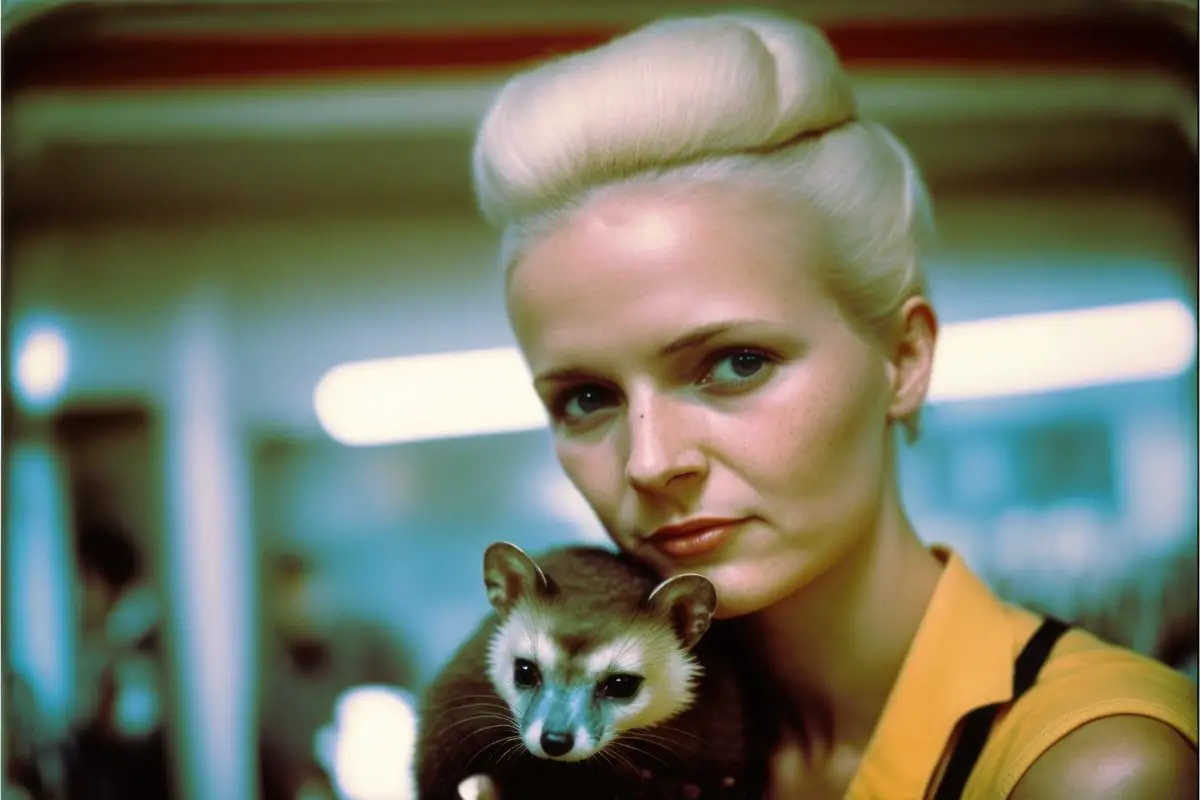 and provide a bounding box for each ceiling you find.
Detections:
[5,0,1194,220]
[4,0,1196,438]
[5,117,1195,228]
